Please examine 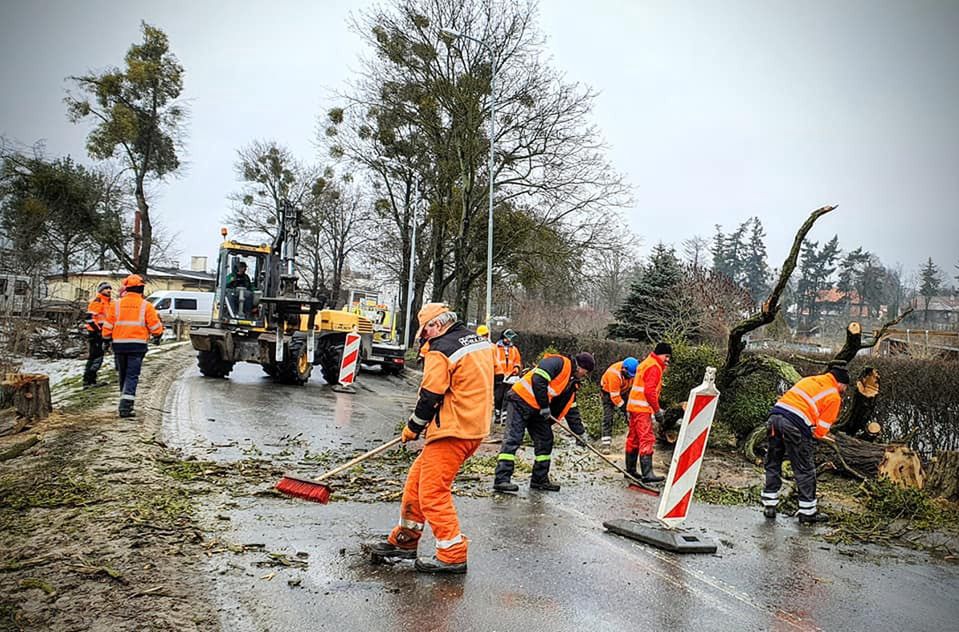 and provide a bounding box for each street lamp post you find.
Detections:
[441,28,496,329]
